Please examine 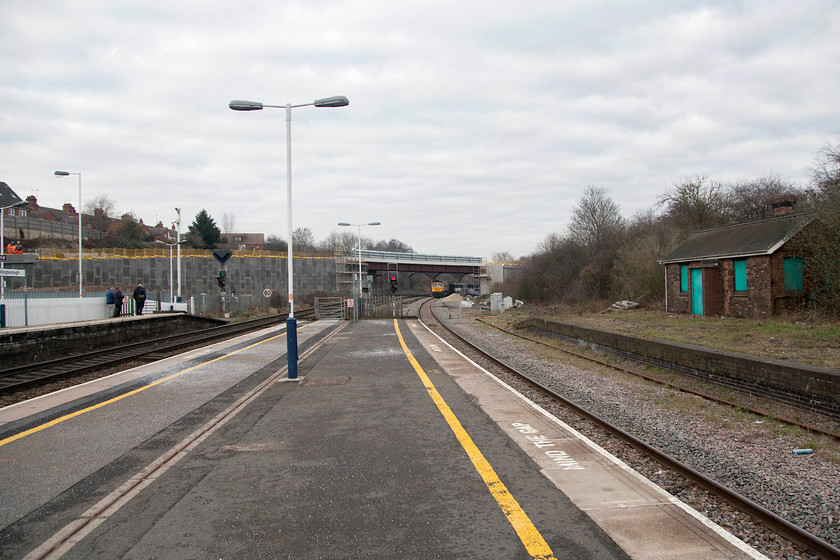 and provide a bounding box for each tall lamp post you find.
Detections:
[1,200,29,300]
[229,95,349,379]
[54,170,83,298]
[338,221,380,321]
